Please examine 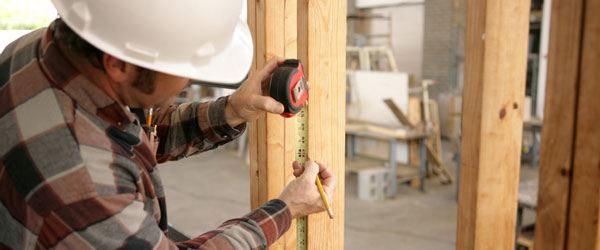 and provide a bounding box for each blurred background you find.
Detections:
[1,0,548,249]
